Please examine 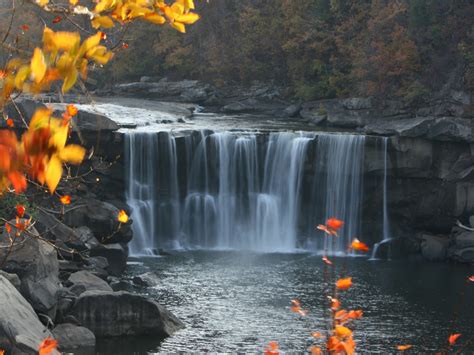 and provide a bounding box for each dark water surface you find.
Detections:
[98,251,474,354]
